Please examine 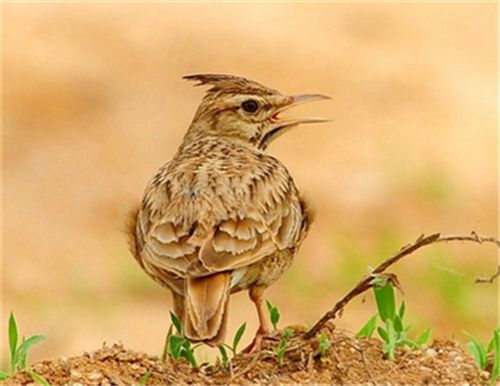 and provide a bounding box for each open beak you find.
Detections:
[259,93,330,150]
[269,94,331,128]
